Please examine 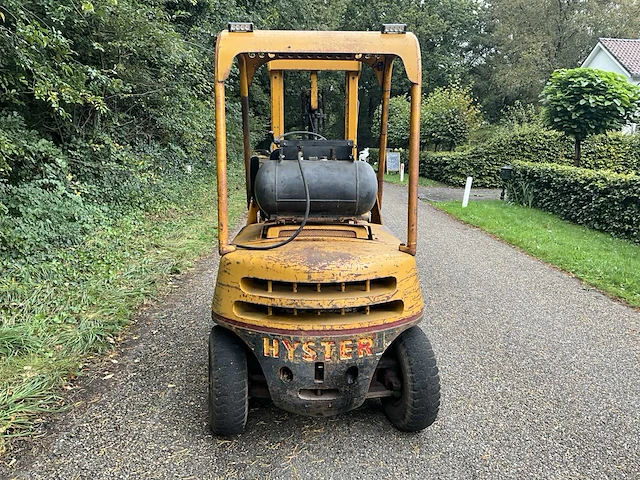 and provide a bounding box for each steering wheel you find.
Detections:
[274,131,327,145]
